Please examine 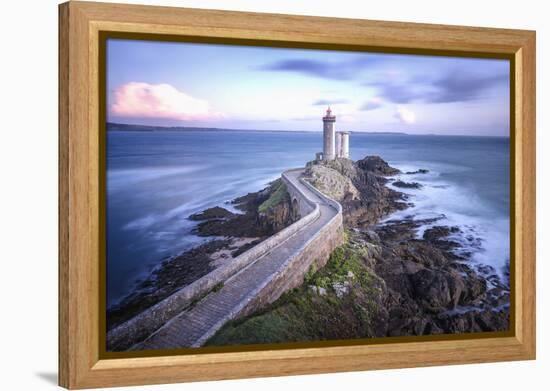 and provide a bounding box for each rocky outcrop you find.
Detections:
[257,181,299,233]
[321,158,509,335]
[303,162,361,202]
[207,156,509,343]
[393,180,422,189]
[189,206,233,220]
[208,220,507,345]
[406,169,429,175]
[107,179,298,331]
[356,155,400,176]
[304,157,407,227]
[191,179,298,238]
[365,216,507,335]
[423,226,460,241]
